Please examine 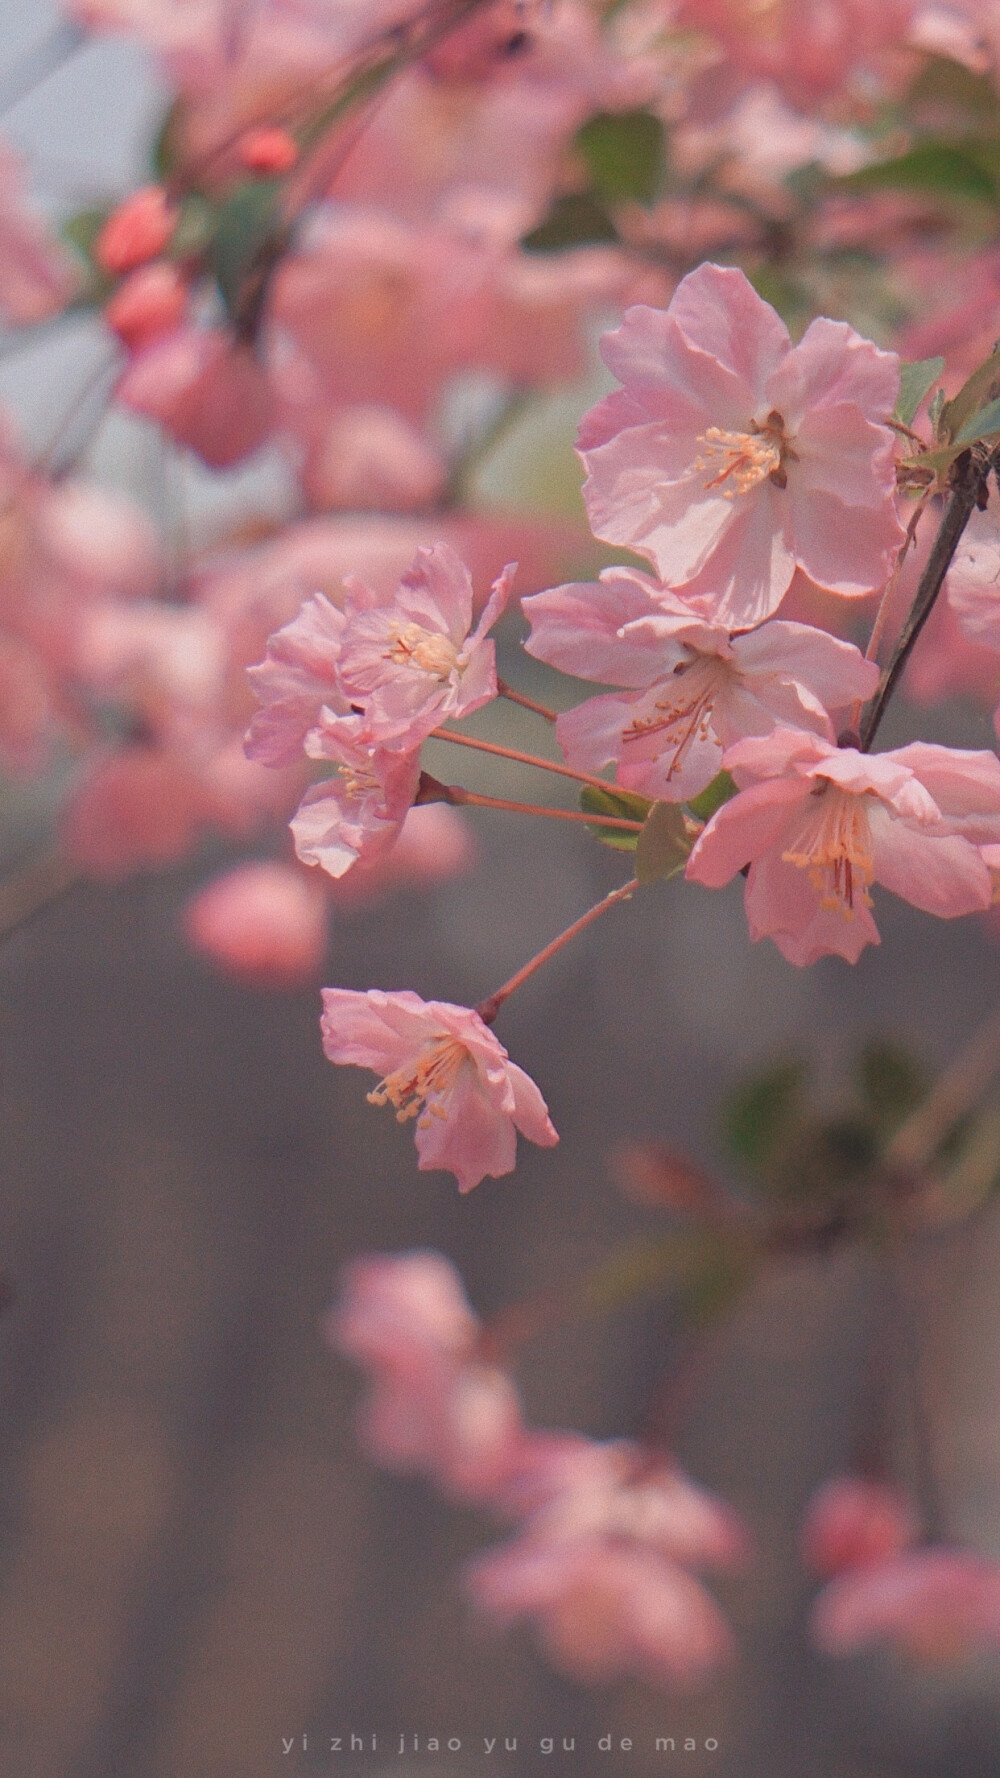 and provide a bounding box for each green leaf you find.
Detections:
[723,1062,805,1172]
[908,55,999,119]
[686,769,737,822]
[635,800,691,885]
[169,192,215,262]
[940,346,1000,442]
[59,207,115,302]
[575,108,666,205]
[954,395,1000,445]
[895,357,945,427]
[521,193,620,253]
[840,141,997,204]
[210,178,283,324]
[855,1041,926,1131]
[579,782,653,850]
